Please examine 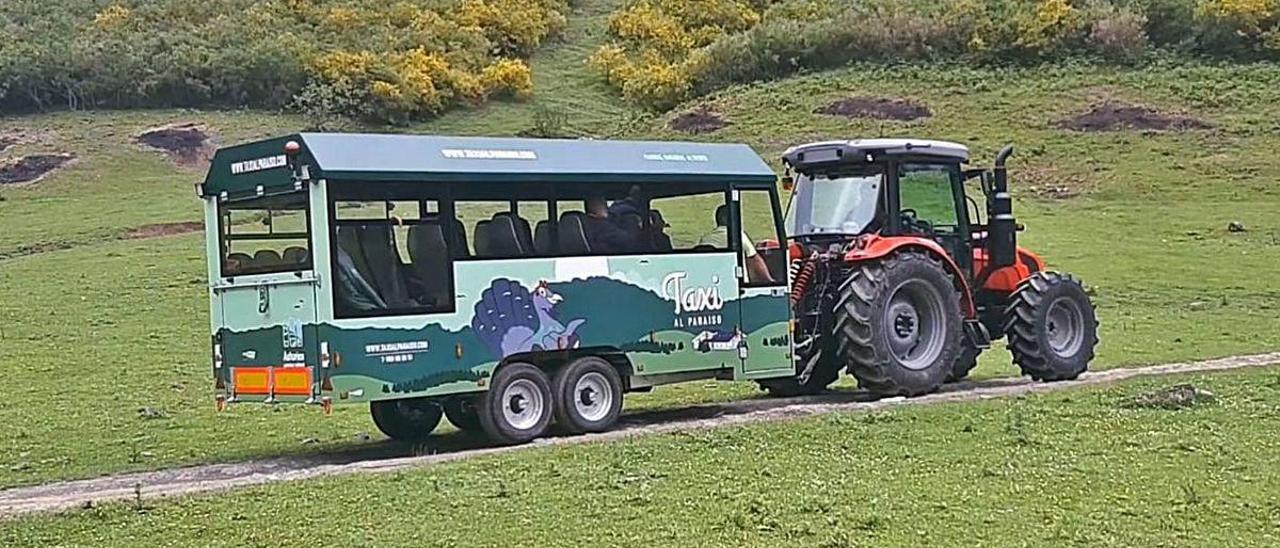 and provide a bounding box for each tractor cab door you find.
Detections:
[895,162,972,275]
[732,187,794,379]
